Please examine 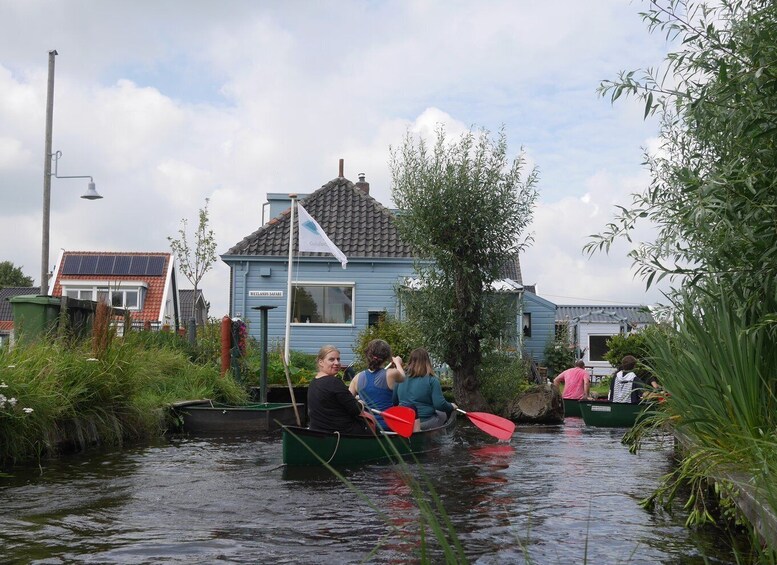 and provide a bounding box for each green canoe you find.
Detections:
[579,400,652,428]
[562,398,584,418]
[171,400,303,434]
[282,412,456,466]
